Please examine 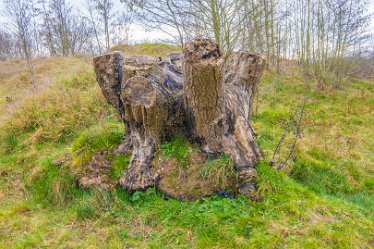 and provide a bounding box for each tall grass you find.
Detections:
[0,72,118,147]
